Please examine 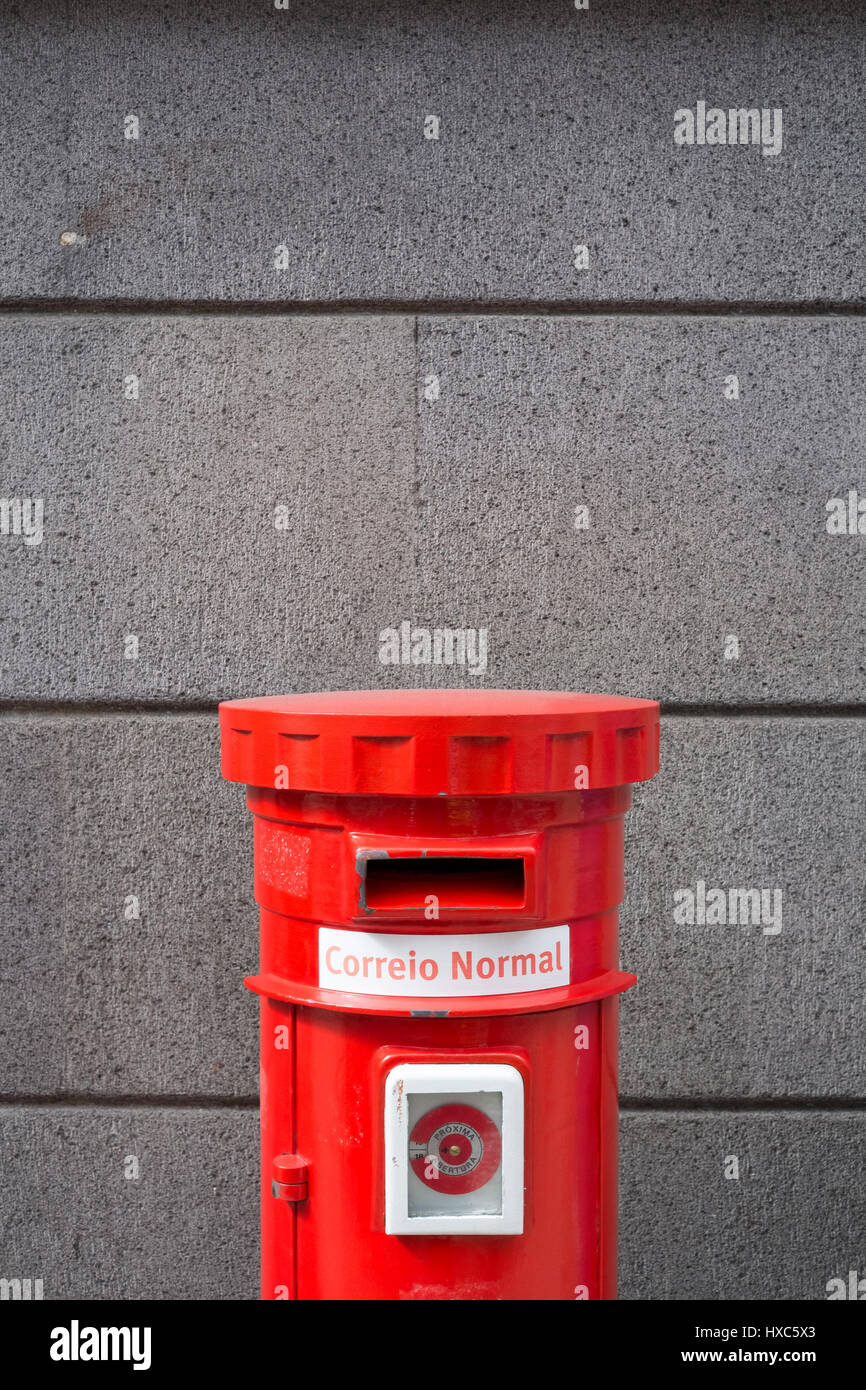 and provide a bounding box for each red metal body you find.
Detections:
[219,689,659,1301]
